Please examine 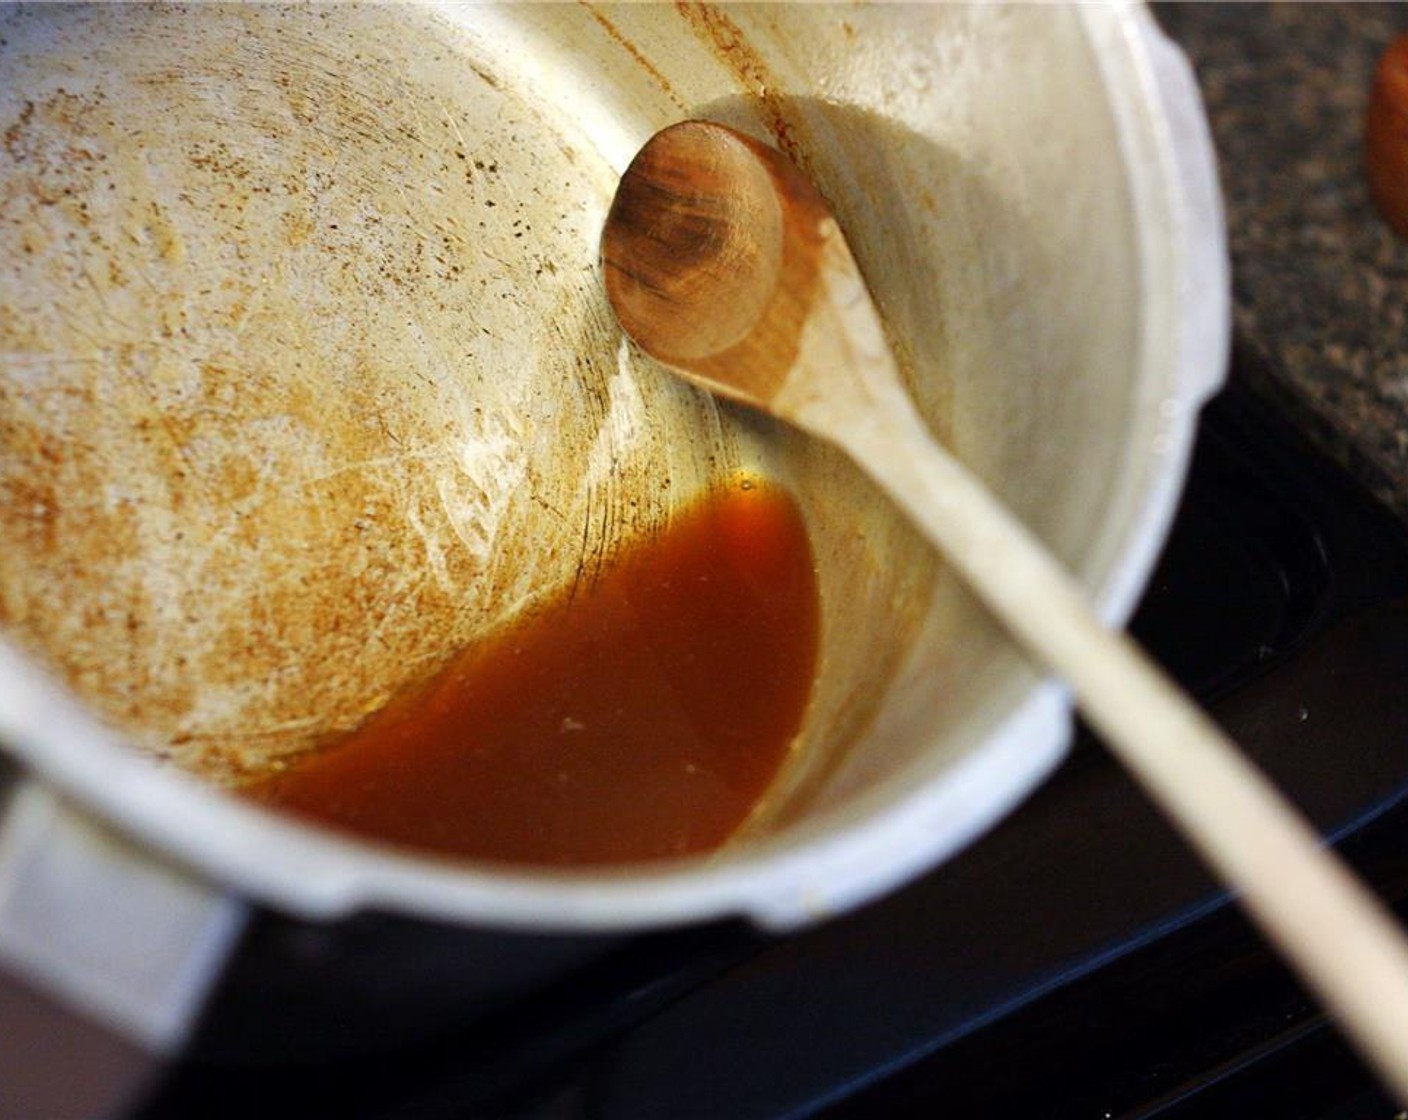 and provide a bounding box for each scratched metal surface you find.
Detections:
[0,4,743,782]
[0,4,941,807]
